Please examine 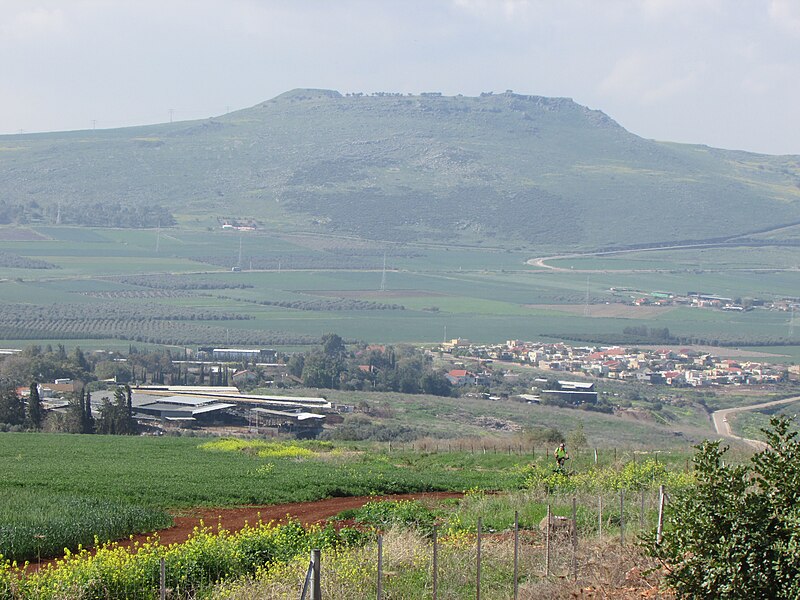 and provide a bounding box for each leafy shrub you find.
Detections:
[339,500,439,535]
[320,414,423,442]
[522,459,694,494]
[645,416,800,599]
